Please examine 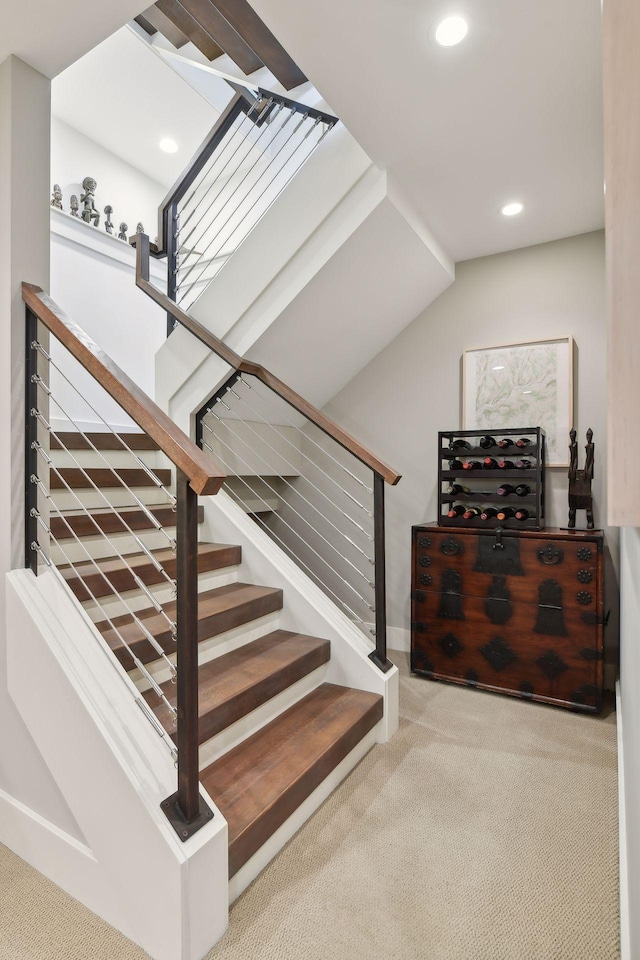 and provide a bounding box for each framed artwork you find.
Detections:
[462,337,574,467]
